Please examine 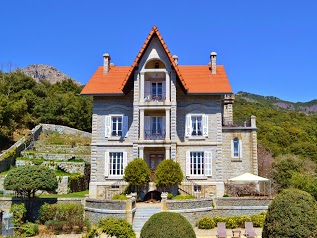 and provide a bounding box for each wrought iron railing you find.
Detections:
[144,93,166,102]
[223,117,251,127]
[144,130,166,140]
